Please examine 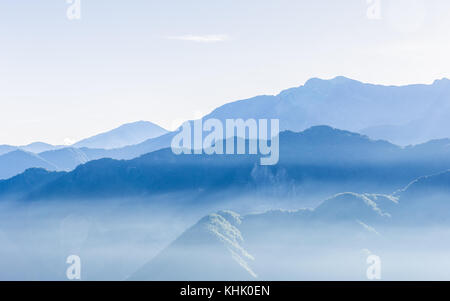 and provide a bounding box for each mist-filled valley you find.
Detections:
[2,176,450,280]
